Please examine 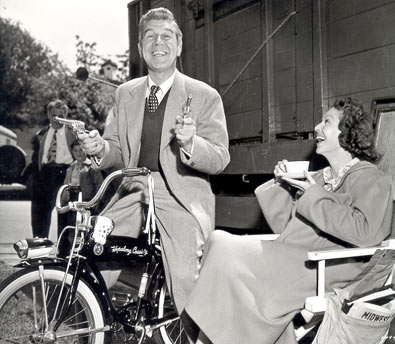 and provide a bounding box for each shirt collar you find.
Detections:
[72,158,92,171]
[146,70,176,97]
[49,125,65,134]
[323,157,360,192]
